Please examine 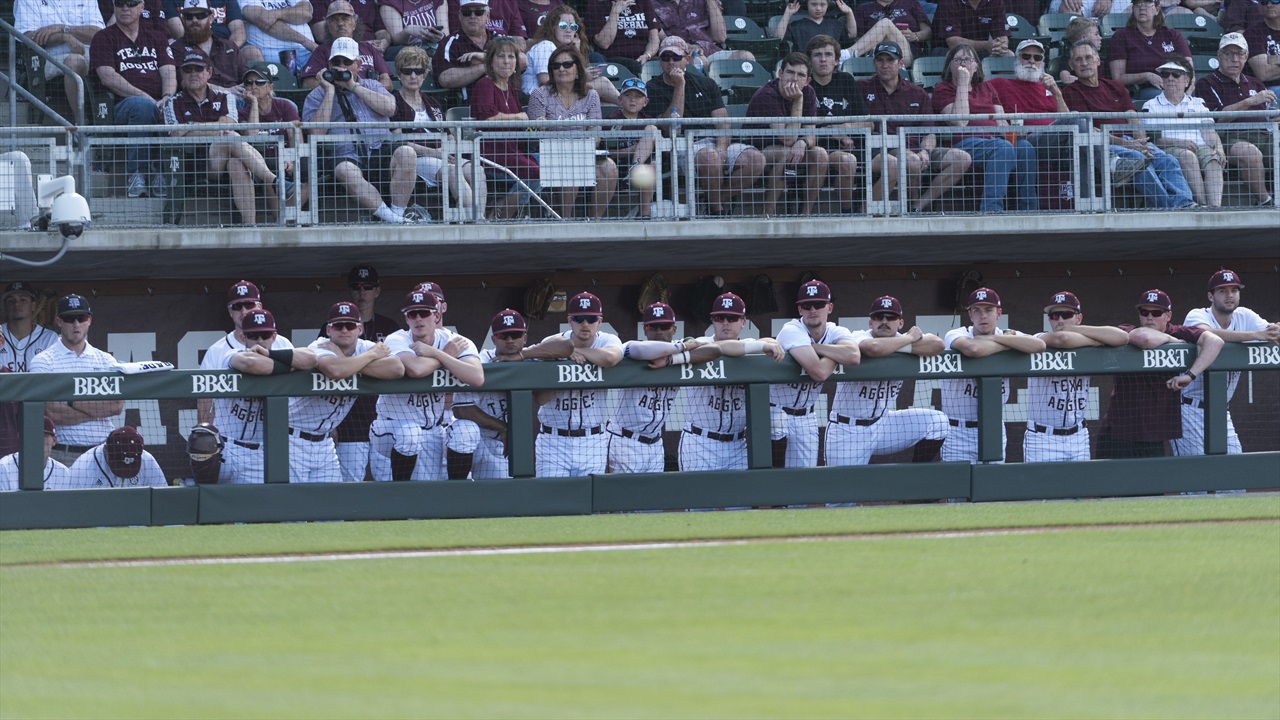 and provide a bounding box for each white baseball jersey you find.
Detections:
[609,341,677,437]
[29,341,120,446]
[377,327,479,426]
[453,348,510,425]
[1025,332,1089,429]
[537,330,622,430]
[200,331,294,446]
[1181,306,1267,401]
[830,329,905,420]
[287,337,376,435]
[941,327,1011,420]
[0,453,69,491]
[56,445,167,489]
[0,323,58,373]
[769,320,854,410]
